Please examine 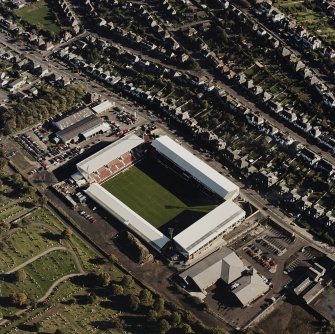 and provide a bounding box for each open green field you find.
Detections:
[14,0,61,34]
[102,158,217,235]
